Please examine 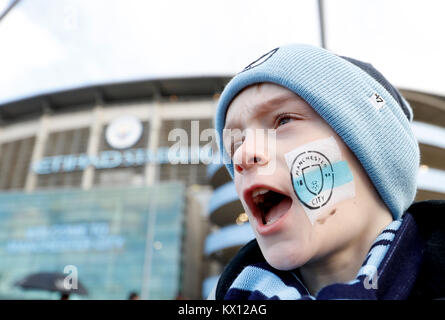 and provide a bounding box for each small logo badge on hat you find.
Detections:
[240,47,279,73]
[369,92,385,110]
